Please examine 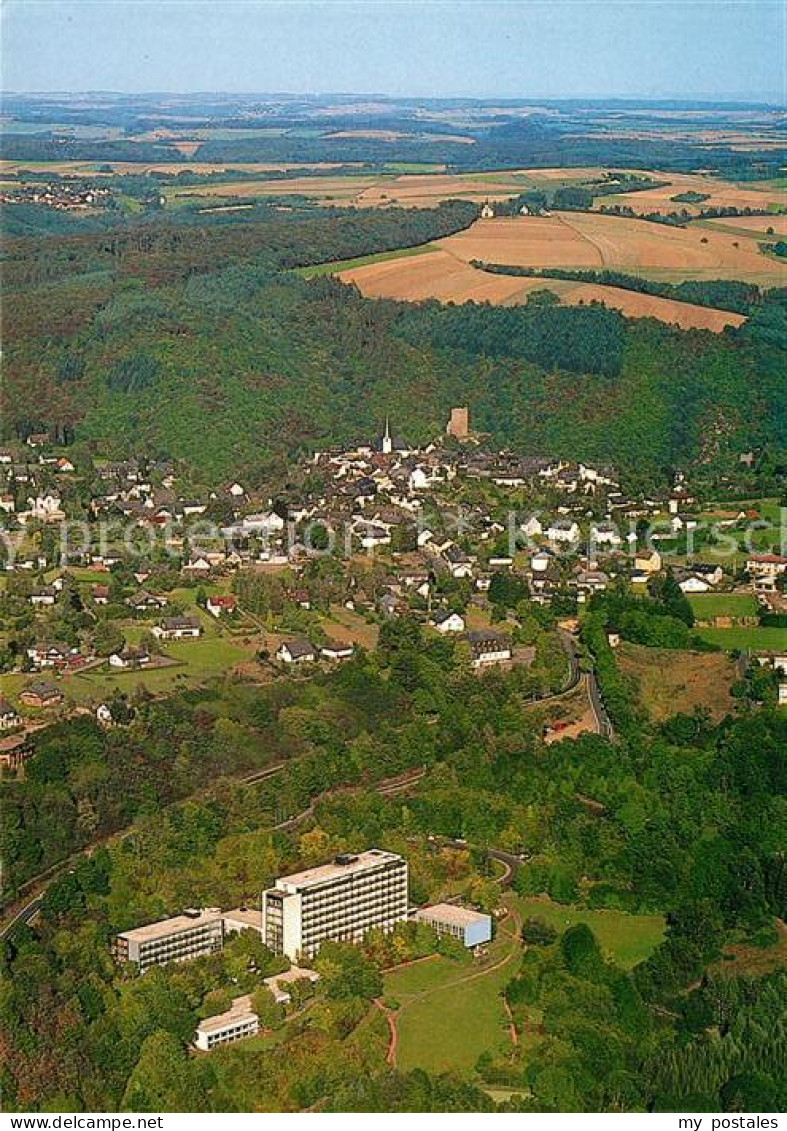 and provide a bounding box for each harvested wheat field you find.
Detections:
[339,250,533,303]
[437,213,786,284]
[600,171,785,214]
[700,214,787,237]
[339,249,745,330]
